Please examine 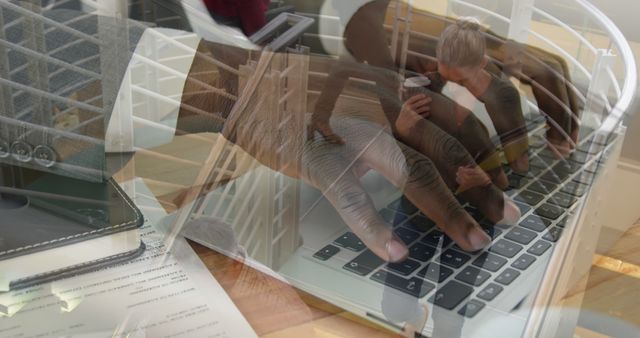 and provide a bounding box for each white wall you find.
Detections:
[586,0,640,162]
